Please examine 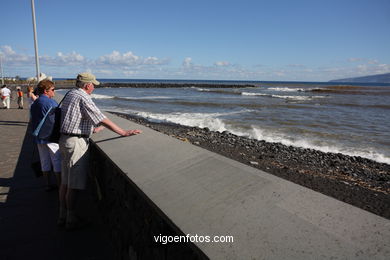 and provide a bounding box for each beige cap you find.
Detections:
[77,72,100,85]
